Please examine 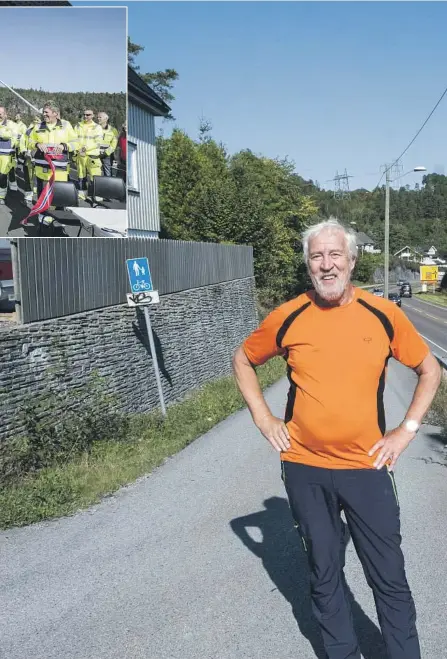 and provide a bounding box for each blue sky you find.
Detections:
[2,7,126,93]
[79,1,446,191]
